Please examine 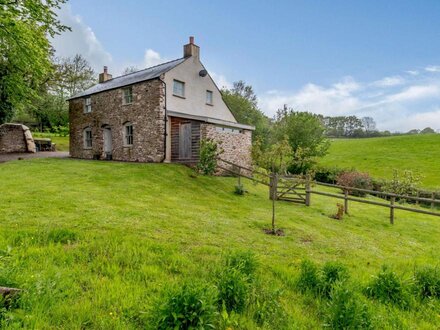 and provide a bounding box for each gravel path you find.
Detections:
[0,152,69,163]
